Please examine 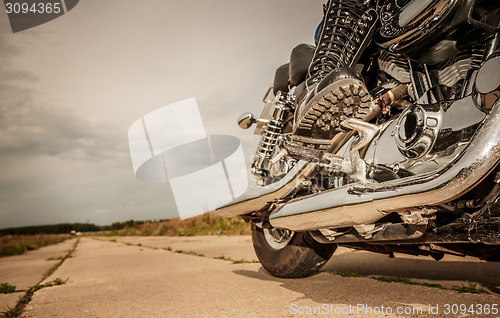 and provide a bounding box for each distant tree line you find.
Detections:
[0,223,101,235]
[0,220,168,236]
[109,219,152,230]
